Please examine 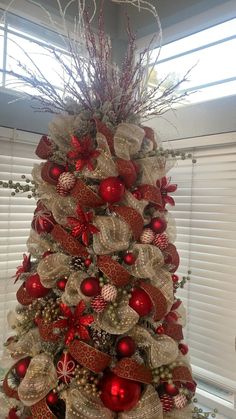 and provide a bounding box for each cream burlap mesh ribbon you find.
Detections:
[37,252,71,288]
[93,216,132,254]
